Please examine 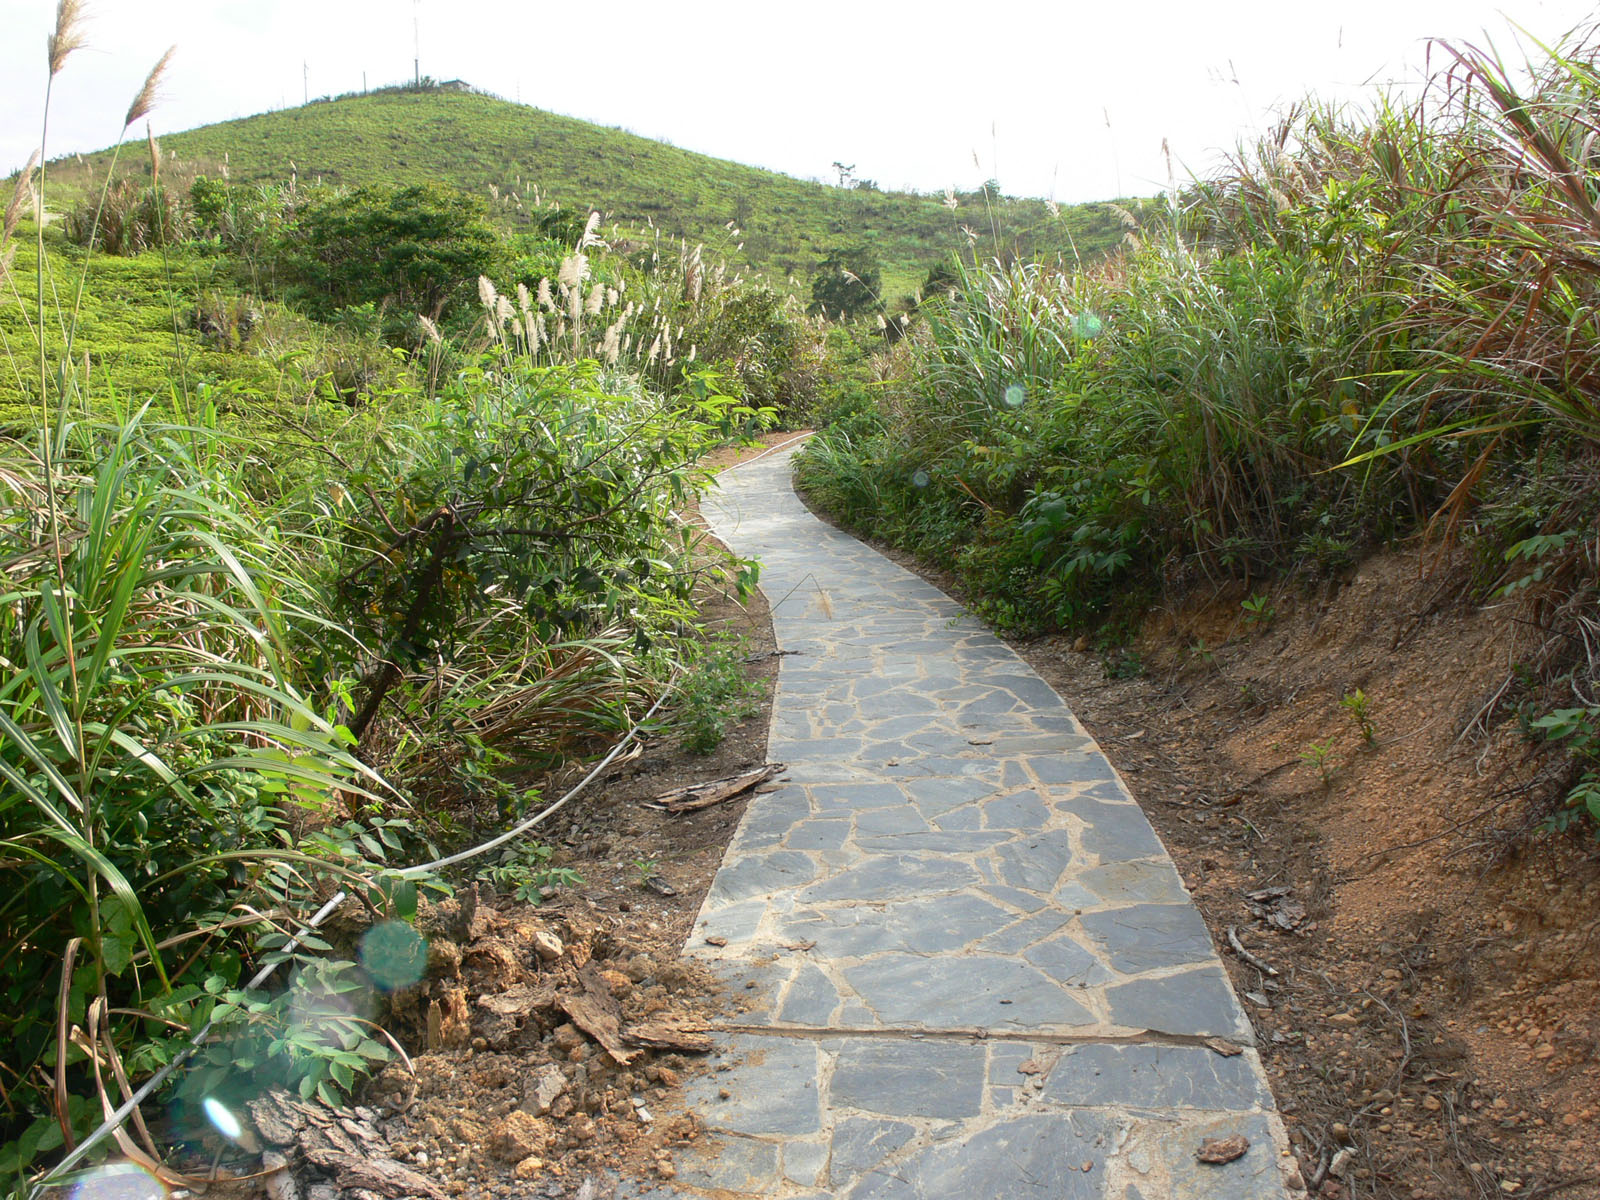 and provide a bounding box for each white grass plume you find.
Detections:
[48,0,87,77]
[125,45,175,128]
[3,152,39,244]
